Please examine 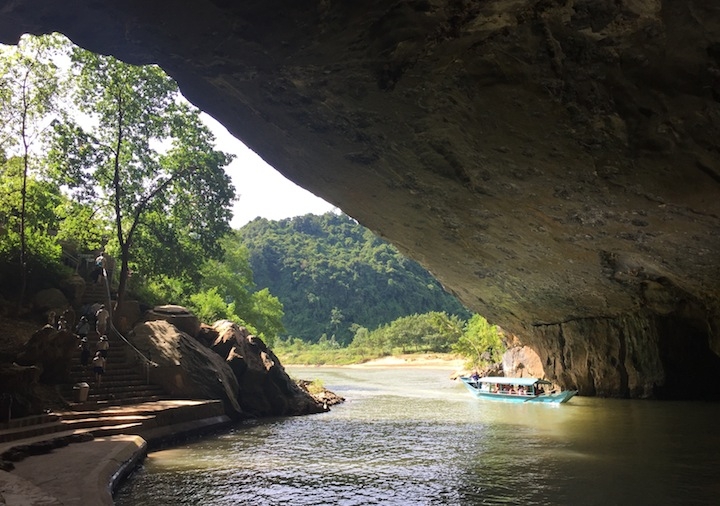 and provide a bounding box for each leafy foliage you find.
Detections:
[46,44,236,308]
[273,311,505,367]
[0,155,106,295]
[350,312,464,353]
[452,314,505,370]
[185,233,285,344]
[238,213,471,344]
[0,34,66,306]
[0,35,288,344]
[0,157,62,272]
